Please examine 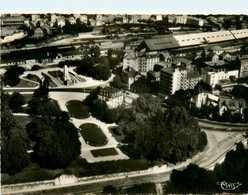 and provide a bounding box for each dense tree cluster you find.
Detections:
[83,87,117,123]
[58,55,111,81]
[117,94,207,163]
[1,92,30,175]
[8,92,26,113]
[110,75,127,90]
[165,141,248,193]
[107,48,125,62]
[130,75,159,95]
[62,18,93,35]
[3,65,25,86]
[26,82,81,169]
